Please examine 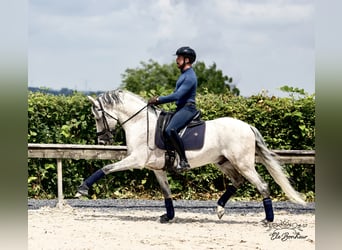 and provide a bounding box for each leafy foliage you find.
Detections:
[28,87,315,201]
[121,59,238,95]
